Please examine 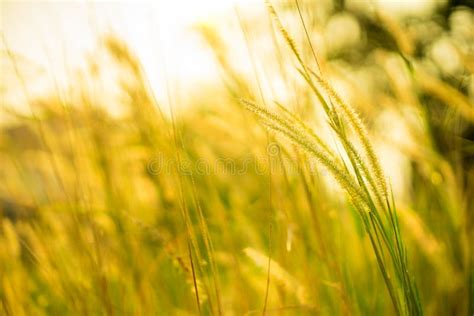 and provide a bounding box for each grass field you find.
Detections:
[1,1,473,315]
